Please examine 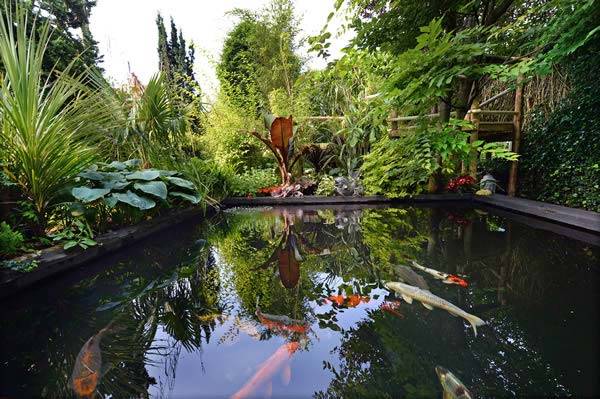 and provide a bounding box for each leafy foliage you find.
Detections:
[316,175,336,196]
[0,221,24,257]
[49,217,97,250]
[229,168,279,197]
[362,119,517,197]
[519,42,600,211]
